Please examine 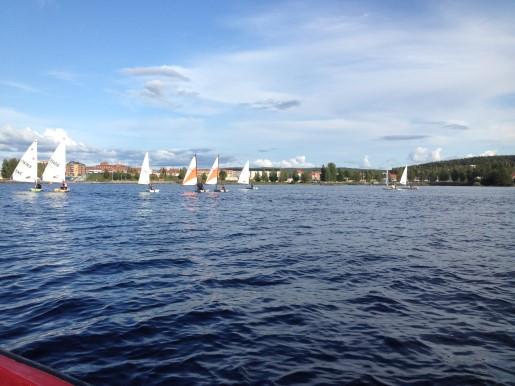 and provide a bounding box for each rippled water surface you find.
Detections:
[1,183,514,385]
